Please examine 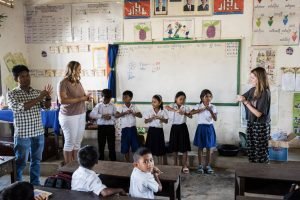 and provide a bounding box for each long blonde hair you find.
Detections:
[64,61,81,83]
[251,67,269,98]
